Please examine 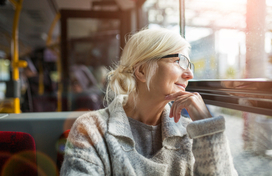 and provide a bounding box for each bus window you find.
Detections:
[184,0,271,80]
[183,1,272,175]
[143,0,180,31]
